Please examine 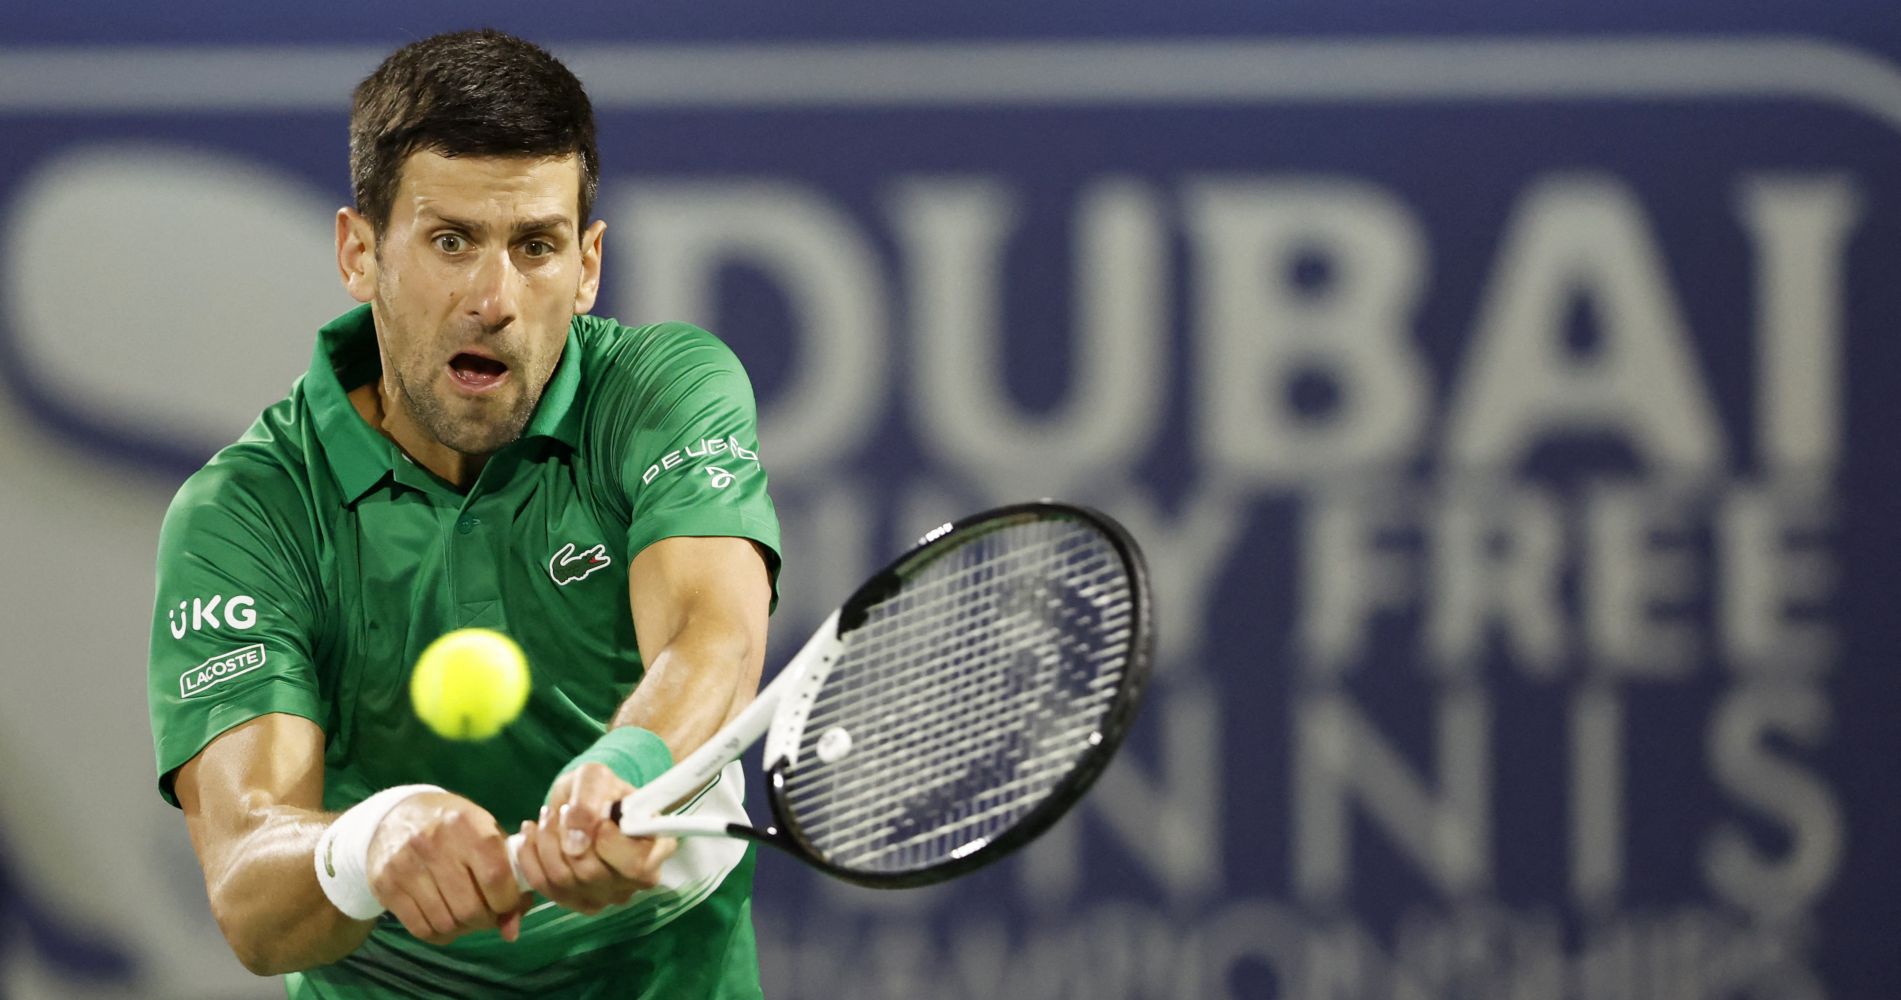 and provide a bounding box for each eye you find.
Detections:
[522,239,554,258]
[434,233,466,254]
